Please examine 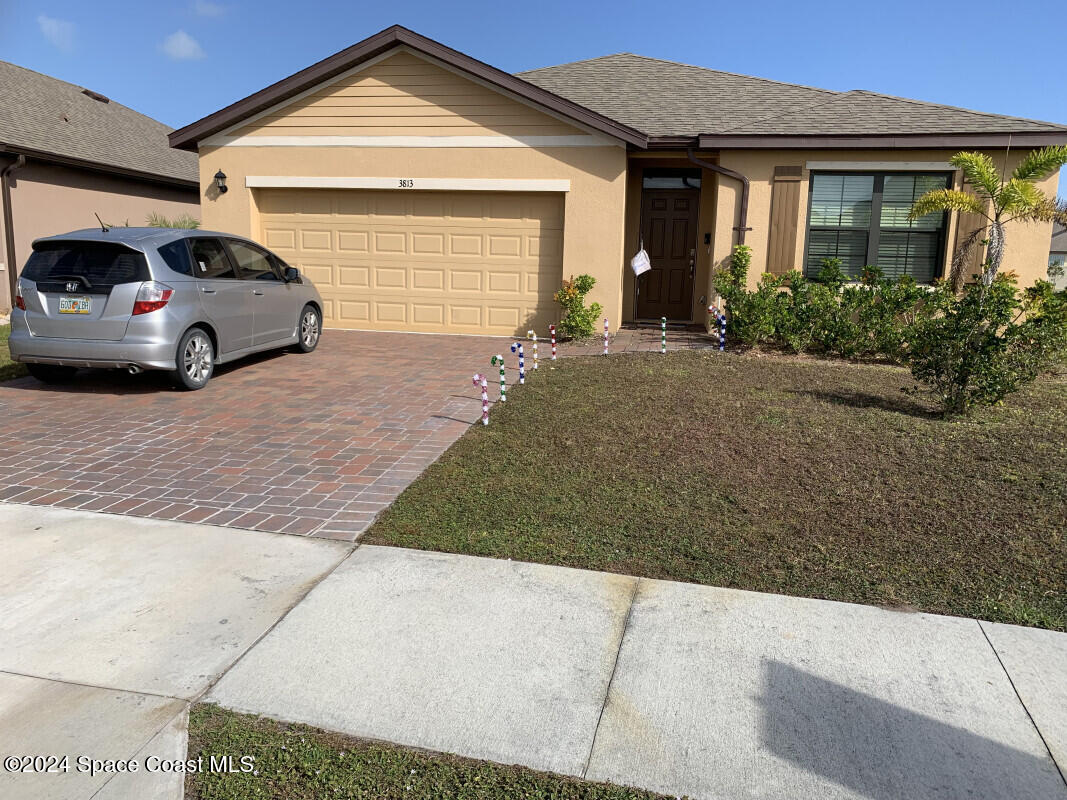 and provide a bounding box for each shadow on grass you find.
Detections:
[790,389,940,420]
